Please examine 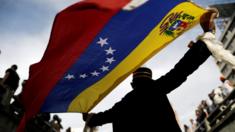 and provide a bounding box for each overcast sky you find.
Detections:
[0,0,225,131]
